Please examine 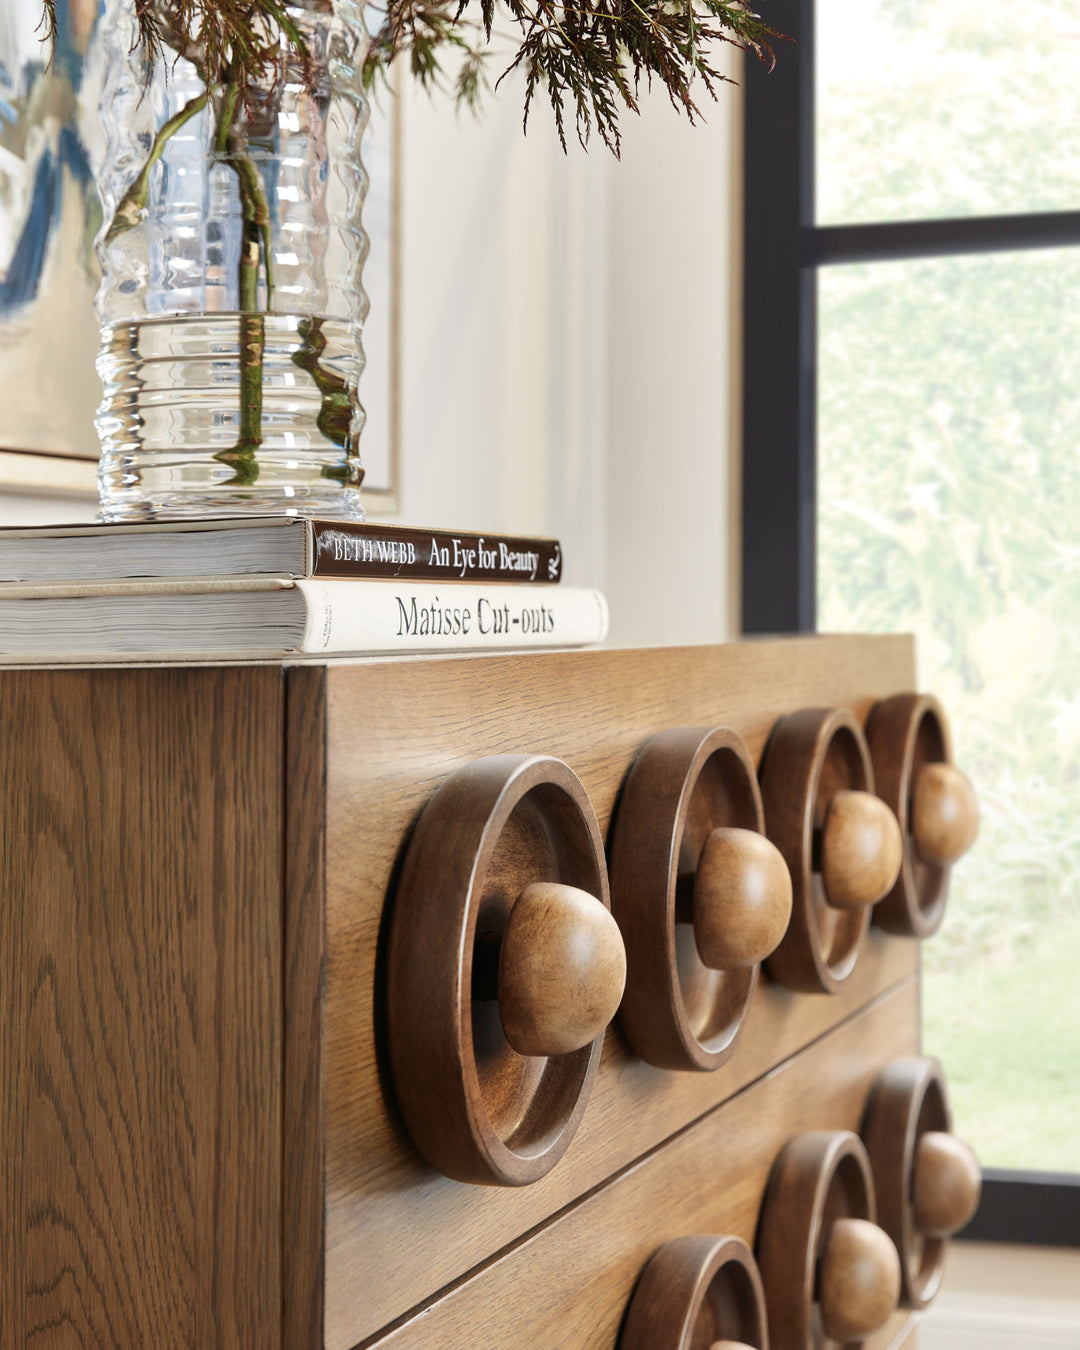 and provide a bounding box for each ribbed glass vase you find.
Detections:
[94,0,369,520]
